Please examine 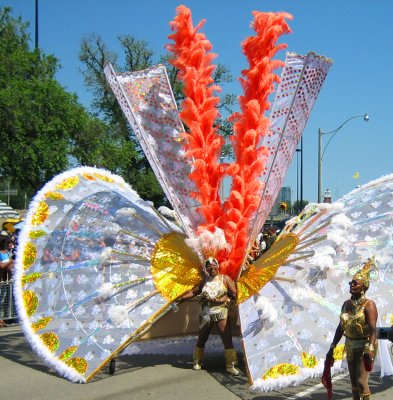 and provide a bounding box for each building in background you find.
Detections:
[323,188,332,203]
